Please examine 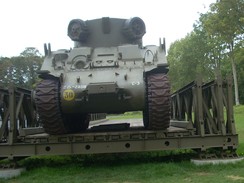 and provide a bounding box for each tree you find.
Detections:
[19,47,43,88]
[201,0,244,105]
[0,57,12,86]
[0,48,43,88]
[167,31,215,92]
[194,13,227,72]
